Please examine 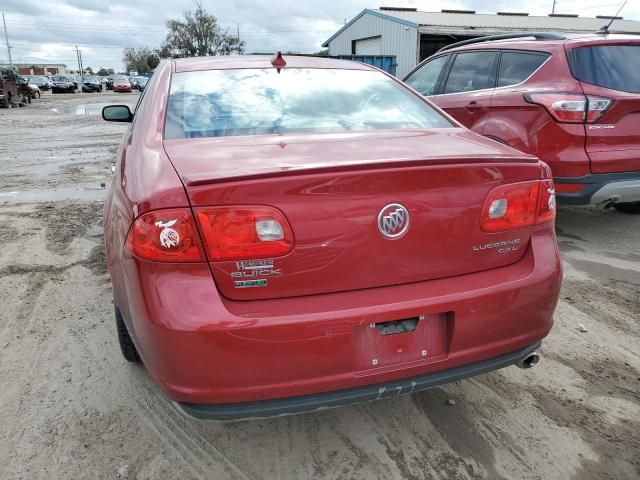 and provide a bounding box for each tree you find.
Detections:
[84,66,94,75]
[97,68,115,76]
[314,49,329,57]
[122,47,160,73]
[158,1,245,58]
